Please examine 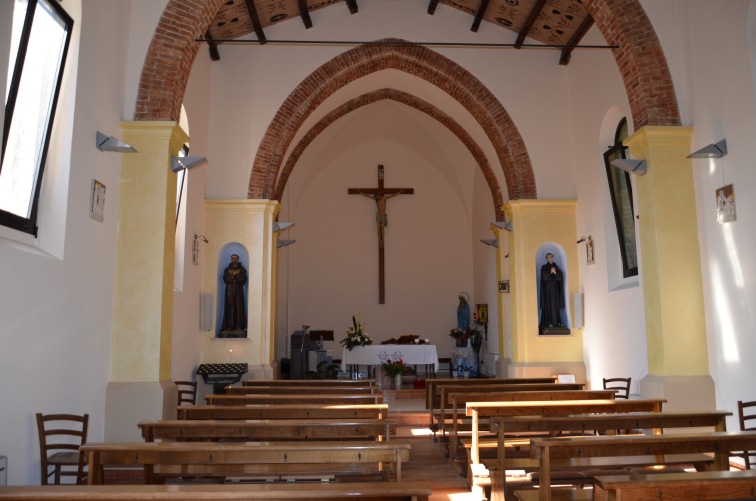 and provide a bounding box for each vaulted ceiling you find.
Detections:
[204,0,594,65]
